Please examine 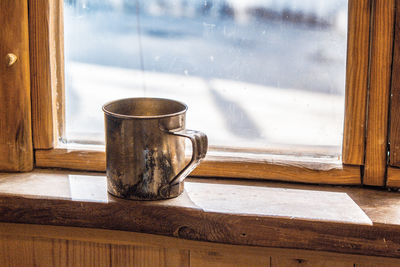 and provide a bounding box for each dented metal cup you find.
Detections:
[103,98,207,200]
